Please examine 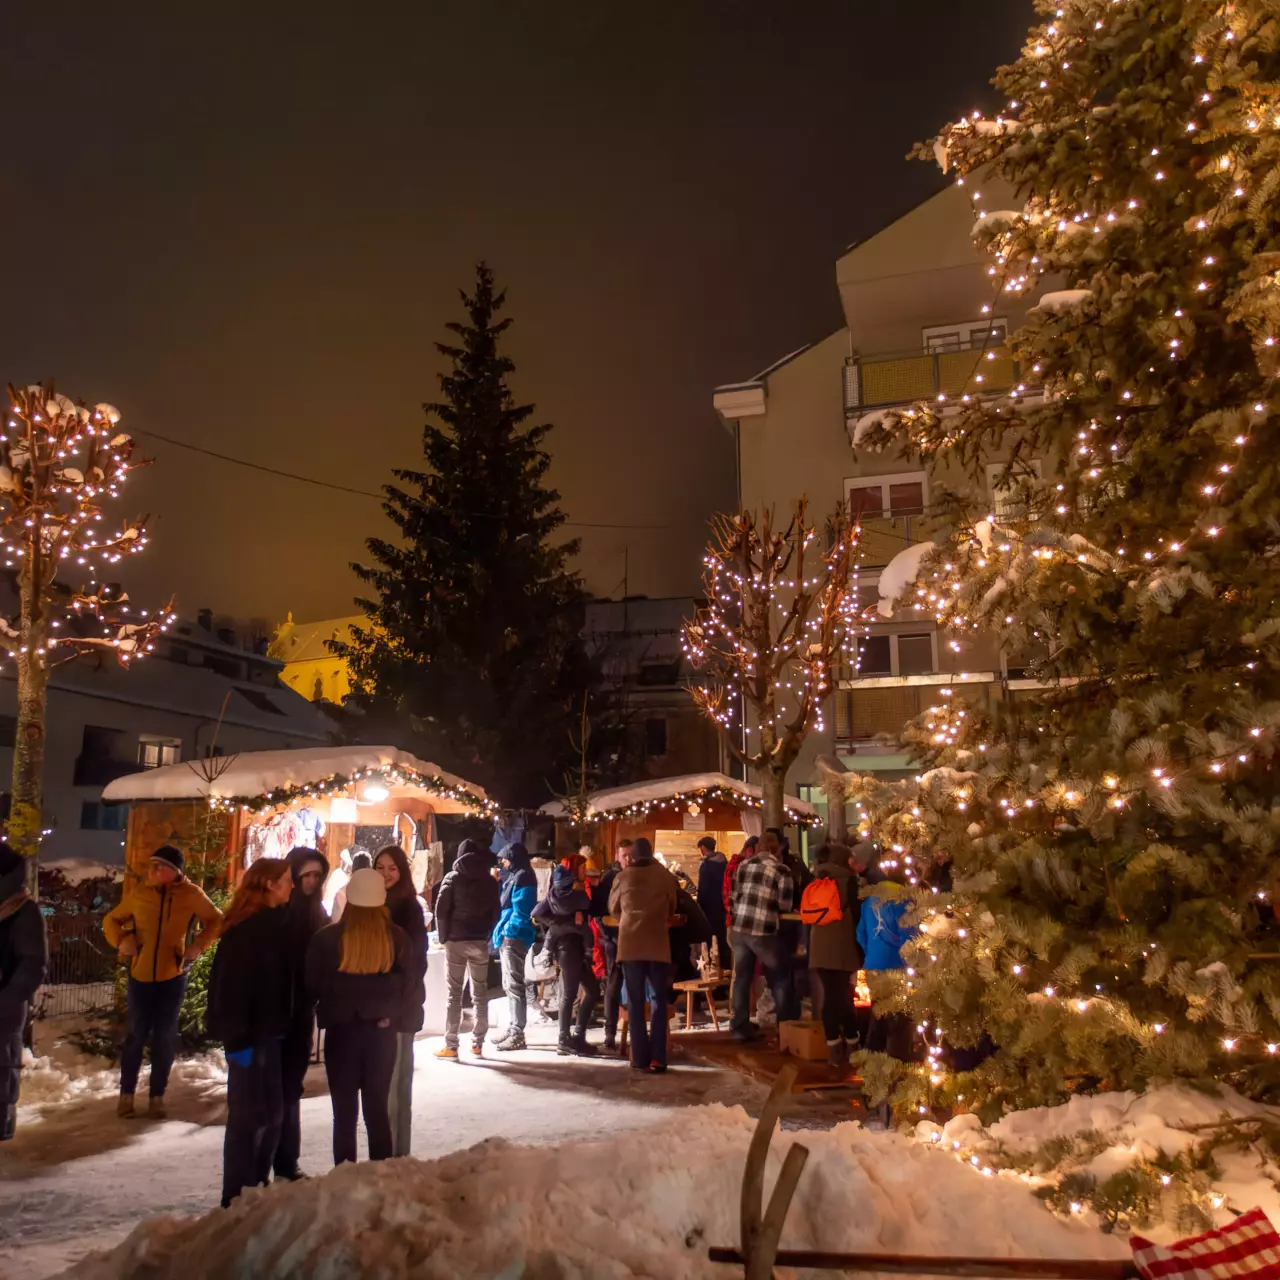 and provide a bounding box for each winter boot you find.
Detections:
[148,1095,167,1120]
[117,1093,136,1119]
[495,1030,526,1052]
[827,1038,850,1069]
[434,1045,459,1061]
[274,1166,308,1182]
[569,1032,598,1057]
